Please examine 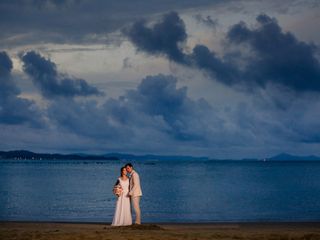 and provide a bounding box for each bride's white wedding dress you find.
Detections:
[111,177,132,226]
